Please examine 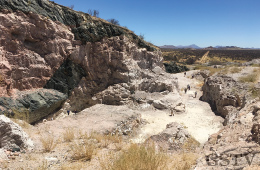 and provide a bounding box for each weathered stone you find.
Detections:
[152,100,168,110]
[201,75,246,117]
[0,89,66,124]
[0,0,155,51]
[149,122,191,151]
[0,115,33,150]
